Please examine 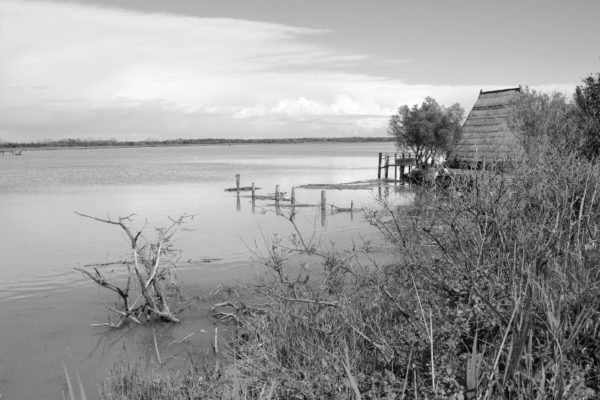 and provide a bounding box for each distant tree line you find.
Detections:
[0,136,393,149]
